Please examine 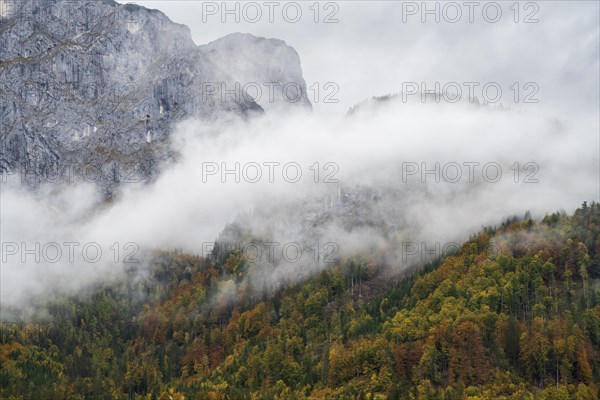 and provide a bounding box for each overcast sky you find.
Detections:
[118,1,600,120]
